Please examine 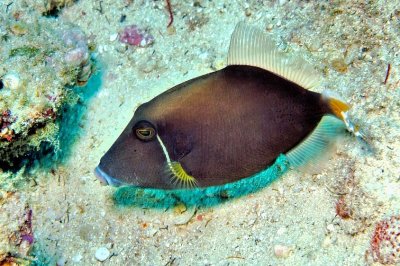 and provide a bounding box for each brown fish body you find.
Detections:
[151,65,331,185]
[98,65,332,188]
[95,23,354,189]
